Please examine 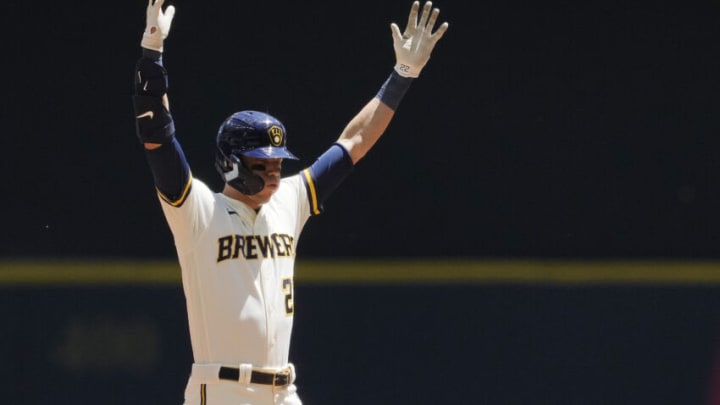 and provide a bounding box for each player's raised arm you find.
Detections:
[133,0,176,151]
[336,1,448,164]
[132,0,191,205]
